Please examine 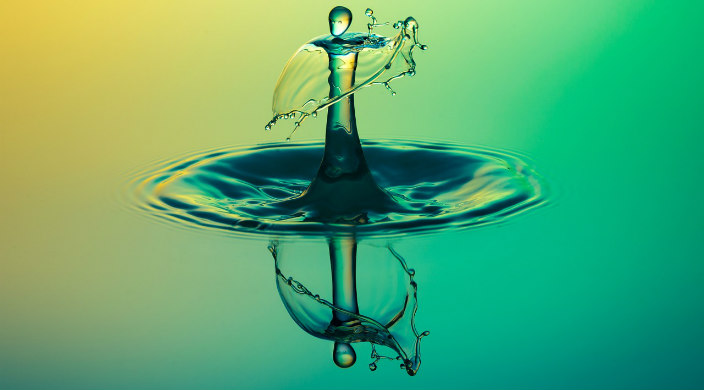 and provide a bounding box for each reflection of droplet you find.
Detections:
[329,6,352,37]
[333,342,356,368]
